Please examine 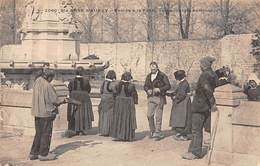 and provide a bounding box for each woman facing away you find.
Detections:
[66,67,94,136]
[167,70,192,141]
[111,72,138,141]
[98,70,117,136]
